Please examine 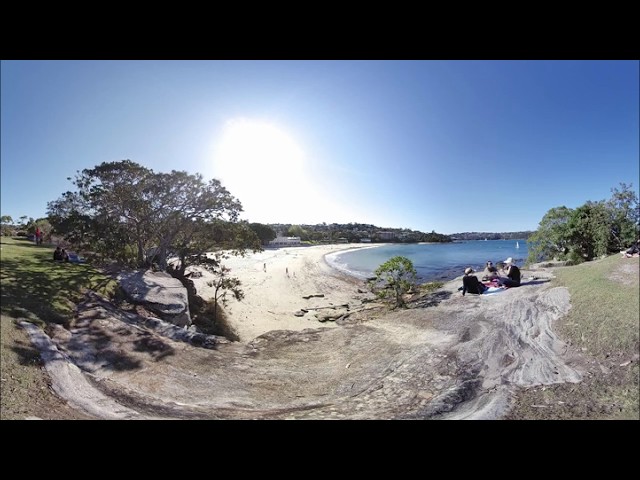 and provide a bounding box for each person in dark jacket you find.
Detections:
[622,240,640,258]
[498,257,521,287]
[461,267,487,295]
[53,246,64,261]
